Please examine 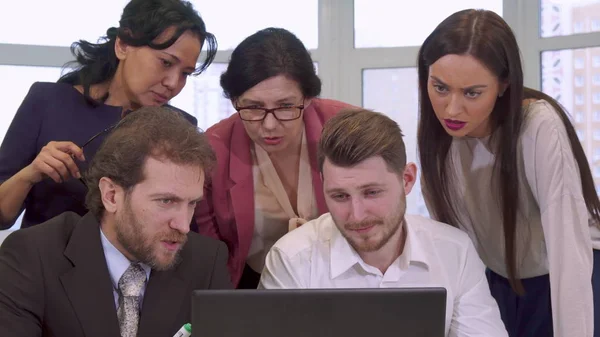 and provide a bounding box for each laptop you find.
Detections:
[192,288,446,337]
